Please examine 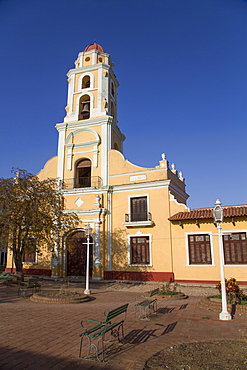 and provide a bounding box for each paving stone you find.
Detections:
[0,280,246,369]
